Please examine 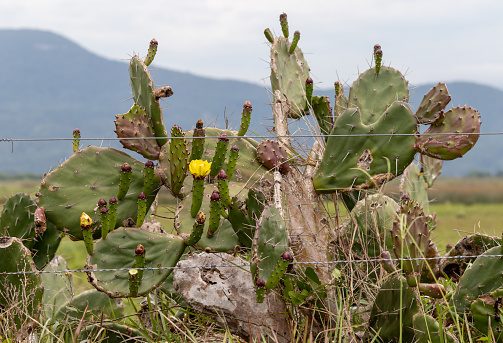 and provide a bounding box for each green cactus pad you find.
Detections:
[367,275,419,343]
[0,237,44,332]
[78,323,143,342]
[400,163,430,213]
[53,289,124,323]
[421,154,443,188]
[129,55,169,147]
[412,314,456,343]
[86,227,185,298]
[313,102,417,192]
[250,205,289,285]
[228,188,266,248]
[348,66,409,125]
[41,255,74,321]
[114,104,160,160]
[32,221,62,270]
[333,81,348,120]
[37,146,161,240]
[415,82,451,125]
[471,288,503,342]
[414,106,481,160]
[0,193,37,250]
[337,194,398,260]
[270,36,310,119]
[392,198,433,286]
[311,95,333,140]
[451,246,503,314]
